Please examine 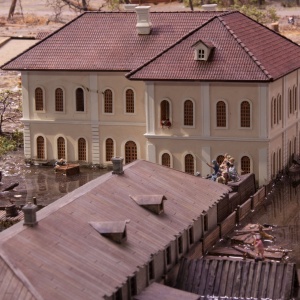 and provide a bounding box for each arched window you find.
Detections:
[104,89,113,113]
[126,89,134,113]
[216,155,224,165]
[76,88,84,112]
[37,136,45,159]
[272,97,277,126]
[161,100,170,123]
[278,148,282,171]
[55,88,64,112]
[185,154,194,174]
[216,101,226,127]
[240,101,250,128]
[184,100,194,126]
[106,138,114,162]
[241,156,250,174]
[162,153,171,167]
[78,138,86,161]
[57,137,65,159]
[35,87,44,111]
[289,88,292,114]
[294,137,297,158]
[125,141,137,164]
[272,152,276,178]
[289,140,292,165]
[293,85,297,112]
[277,94,282,122]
